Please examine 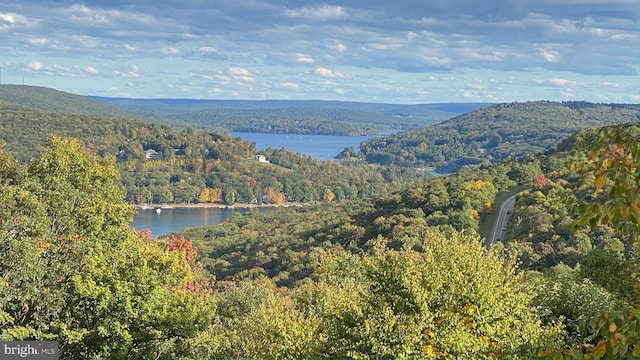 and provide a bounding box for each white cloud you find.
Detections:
[213,74,231,82]
[83,66,98,74]
[599,81,627,89]
[190,46,227,60]
[26,60,43,70]
[326,41,347,53]
[285,5,347,21]
[26,37,48,46]
[207,87,225,95]
[70,35,100,48]
[227,67,251,76]
[462,91,482,100]
[539,48,559,62]
[226,67,255,83]
[0,12,17,24]
[548,78,575,86]
[199,46,218,53]
[112,70,138,78]
[0,11,31,28]
[296,54,315,64]
[366,42,403,51]
[111,65,140,78]
[315,67,333,77]
[279,82,300,90]
[68,4,119,26]
[315,66,349,79]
